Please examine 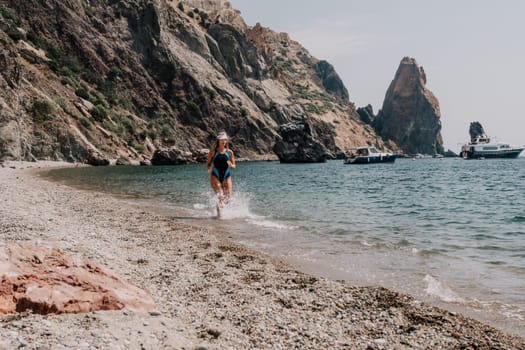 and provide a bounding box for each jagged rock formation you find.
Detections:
[356,104,375,125]
[0,0,387,163]
[374,57,443,155]
[312,60,349,104]
[0,243,155,314]
[273,119,330,163]
[469,121,485,141]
